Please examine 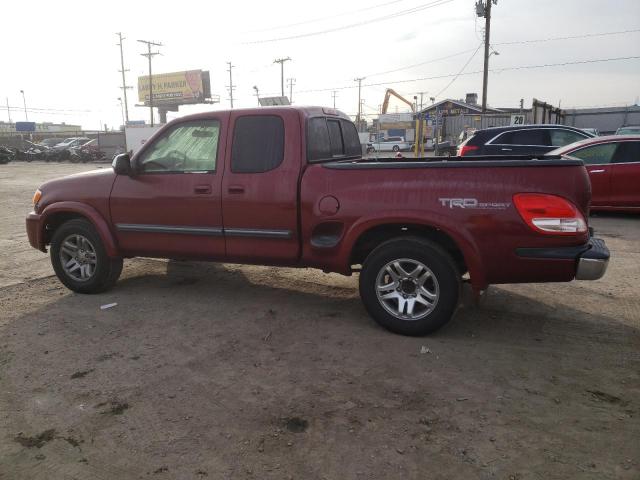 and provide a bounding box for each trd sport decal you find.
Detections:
[439,198,511,210]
